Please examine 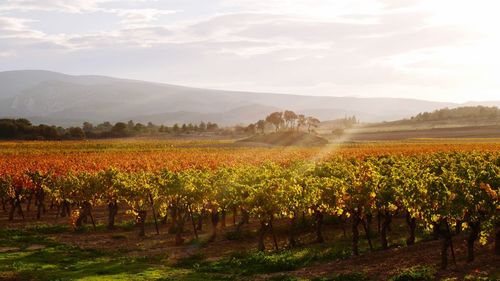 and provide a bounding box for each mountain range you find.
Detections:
[1,70,498,126]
